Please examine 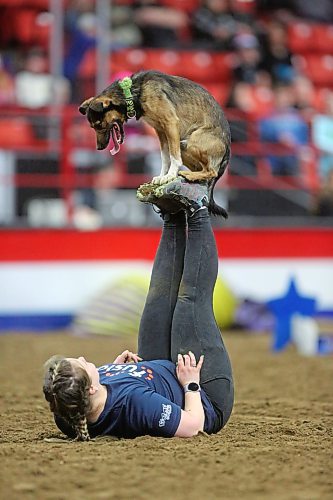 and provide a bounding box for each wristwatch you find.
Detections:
[183,382,201,393]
